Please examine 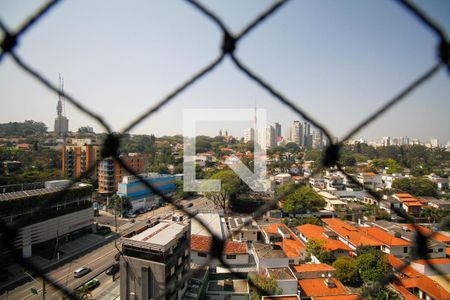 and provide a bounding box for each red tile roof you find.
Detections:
[296,224,352,252]
[400,276,450,300]
[387,254,450,300]
[401,224,450,245]
[358,227,411,247]
[322,219,382,247]
[386,254,422,278]
[190,234,248,255]
[292,263,335,273]
[261,224,306,257]
[298,278,347,297]
[313,295,362,300]
[413,258,450,265]
[263,296,299,300]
